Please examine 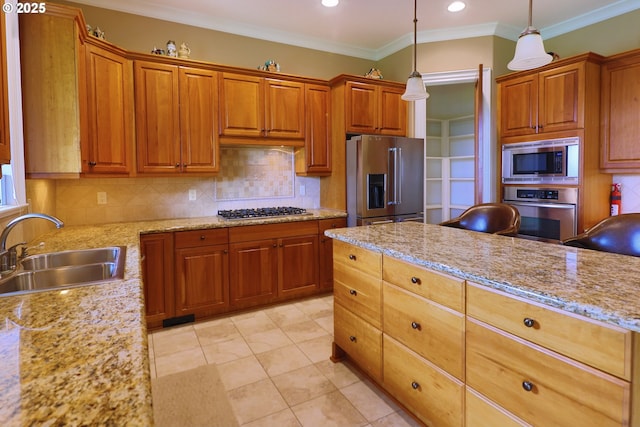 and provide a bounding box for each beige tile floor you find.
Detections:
[148,294,422,427]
